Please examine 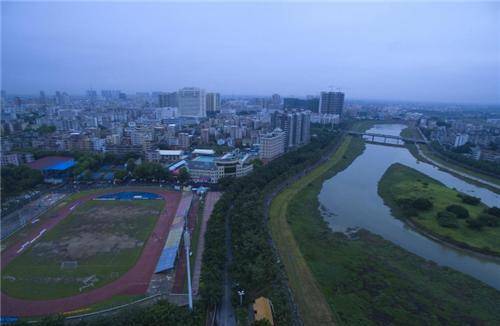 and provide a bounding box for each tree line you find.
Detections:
[430,141,500,176]
[200,126,341,324]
